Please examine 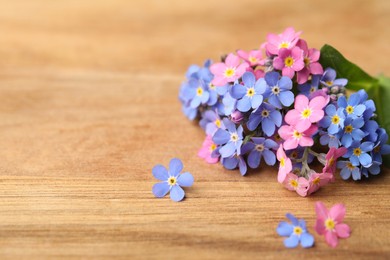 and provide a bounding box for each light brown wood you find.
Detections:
[0,0,390,259]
